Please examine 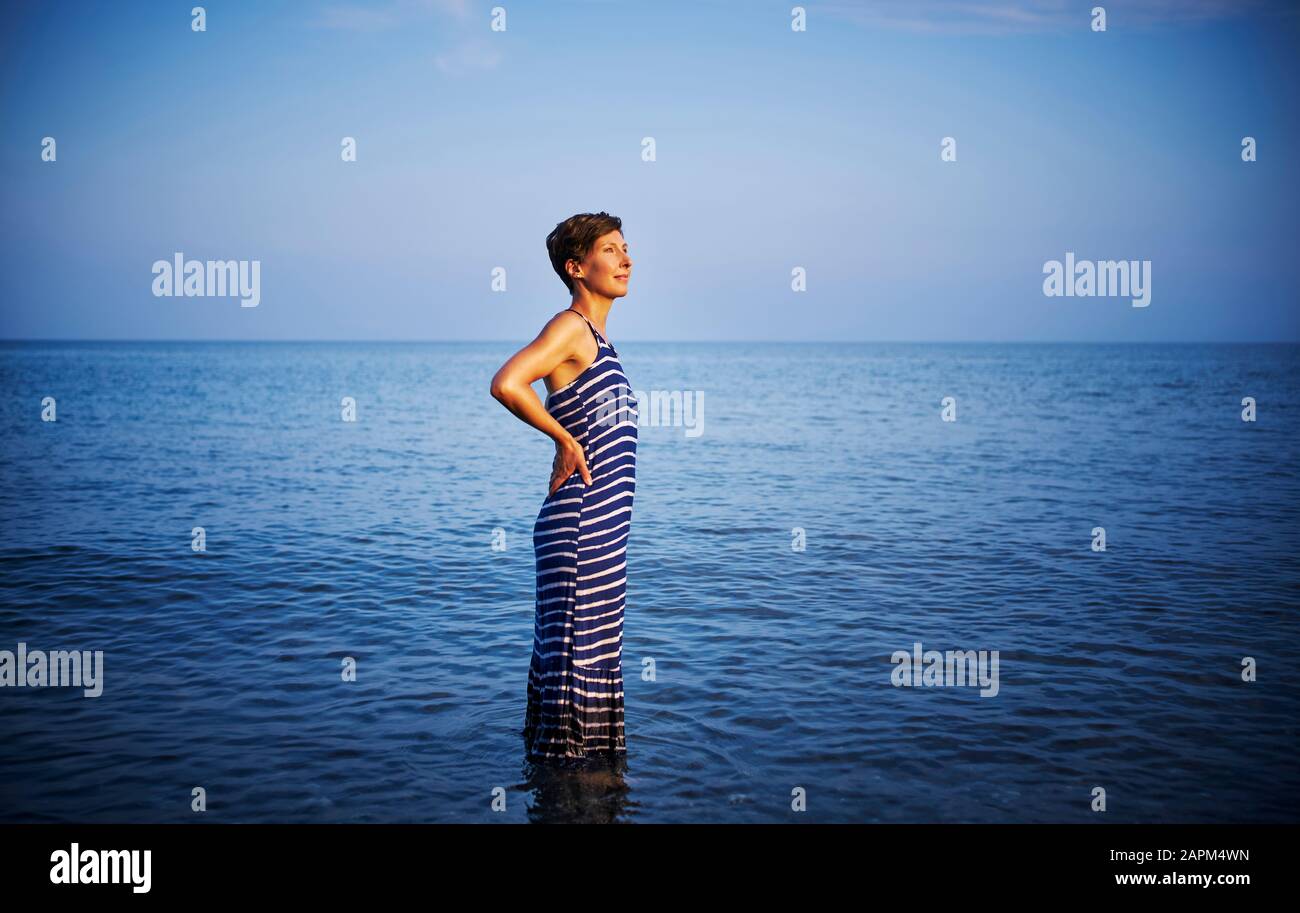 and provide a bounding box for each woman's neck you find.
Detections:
[569,296,613,335]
